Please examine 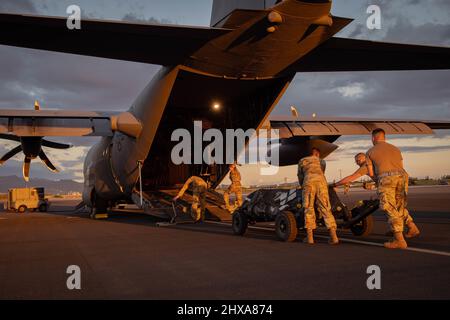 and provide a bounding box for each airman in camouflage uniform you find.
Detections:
[366,128,420,249]
[334,153,415,236]
[223,163,243,212]
[173,176,208,222]
[334,153,371,188]
[394,172,415,228]
[298,148,339,245]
